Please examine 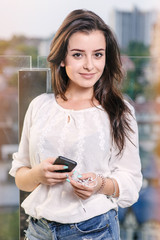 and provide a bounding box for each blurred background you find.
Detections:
[0,0,160,239]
